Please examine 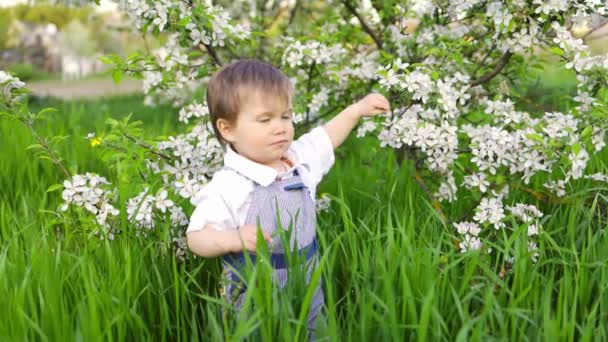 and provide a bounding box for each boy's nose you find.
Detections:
[272,122,287,135]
